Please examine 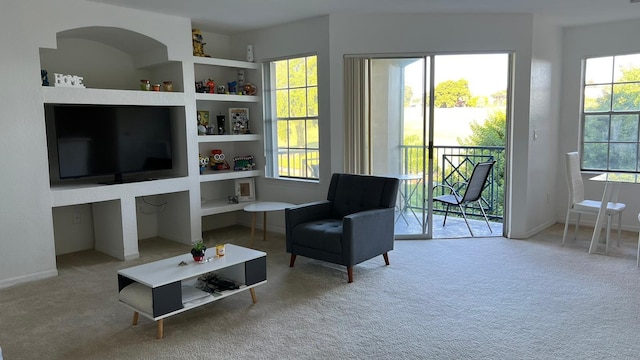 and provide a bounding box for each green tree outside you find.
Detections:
[434,79,471,108]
